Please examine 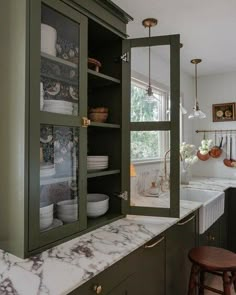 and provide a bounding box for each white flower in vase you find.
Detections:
[180,142,198,184]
